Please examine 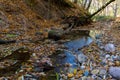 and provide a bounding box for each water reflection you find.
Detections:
[54,36,93,72]
[64,36,93,52]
